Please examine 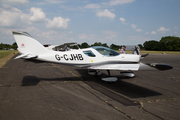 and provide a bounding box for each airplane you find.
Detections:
[12,31,173,82]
